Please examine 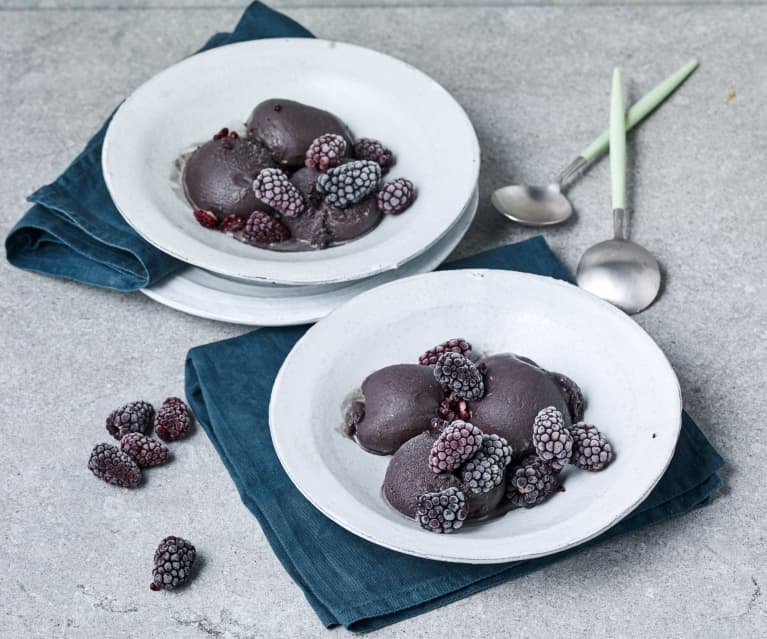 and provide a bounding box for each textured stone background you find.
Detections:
[1,1,765,637]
